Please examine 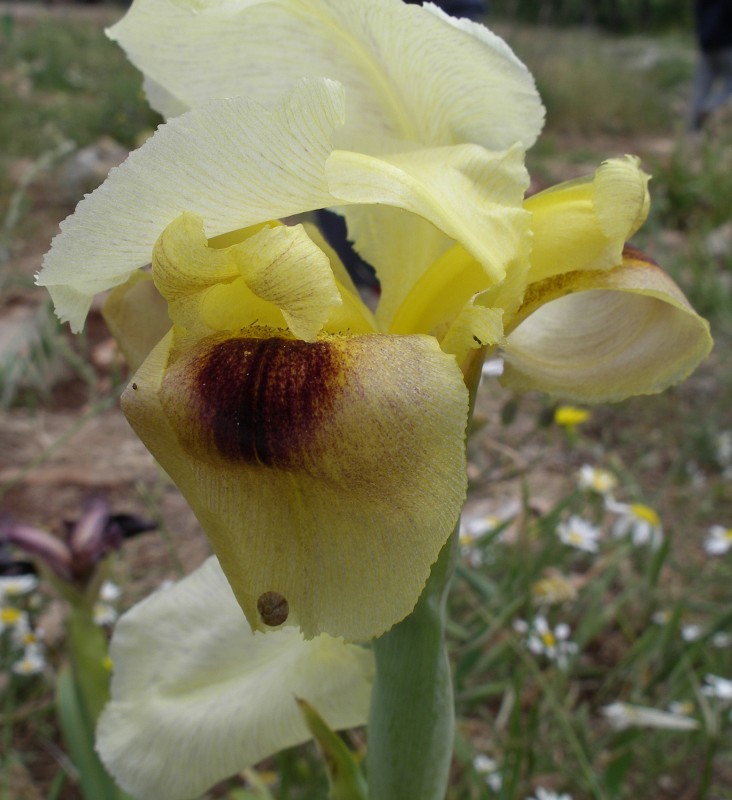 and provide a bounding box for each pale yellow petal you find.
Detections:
[234,225,342,342]
[102,271,171,374]
[122,330,468,641]
[340,205,453,329]
[525,156,650,284]
[501,250,713,401]
[439,303,504,366]
[109,0,543,149]
[327,143,531,326]
[97,557,373,800]
[300,222,380,334]
[388,229,531,340]
[37,80,345,332]
[154,215,342,342]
